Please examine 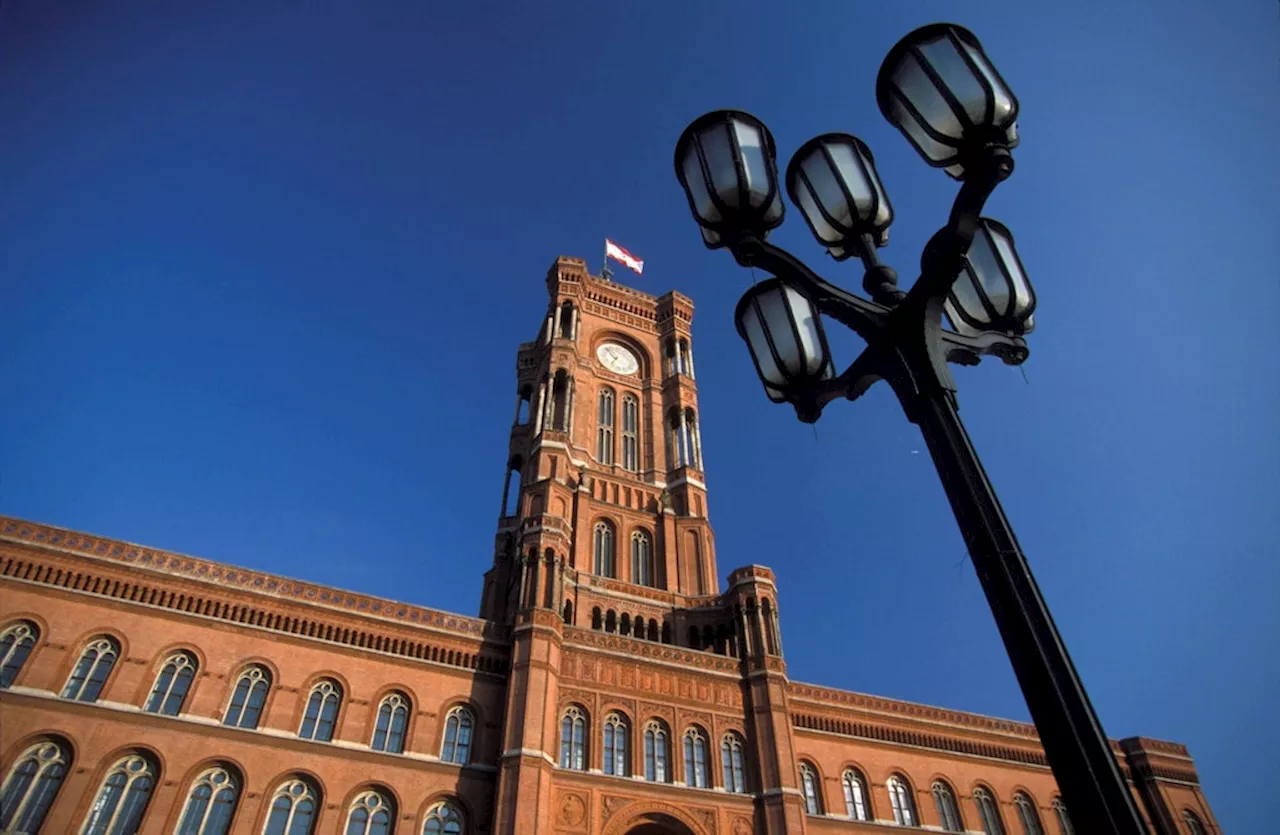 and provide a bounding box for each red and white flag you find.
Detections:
[605,239,644,275]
